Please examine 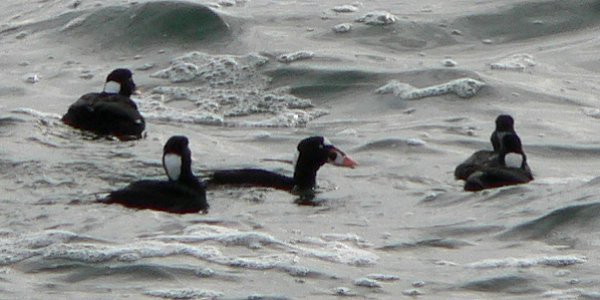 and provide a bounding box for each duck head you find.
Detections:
[162,136,193,182]
[292,136,357,192]
[103,68,136,97]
